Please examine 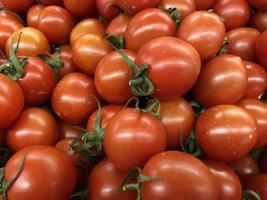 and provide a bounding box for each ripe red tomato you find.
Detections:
[104,108,166,170]
[194,0,215,10]
[242,61,267,99]
[0,74,24,128]
[125,8,176,52]
[2,0,35,13]
[63,0,96,18]
[250,10,267,32]
[192,54,247,108]
[96,0,120,21]
[40,0,63,6]
[204,160,242,200]
[245,174,267,200]
[94,50,135,104]
[4,145,77,200]
[52,72,99,124]
[0,10,22,24]
[196,105,258,161]
[58,120,83,140]
[248,0,267,10]
[6,107,58,152]
[142,151,219,200]
[89,159,137,200]
[26,4,45,28]
[213,0,250,31]
[38,6,75,45]
[6,27,51,57]
[177,11,225,61]
[256,30,267,68]
[106,13,131,37]
[238,99,267,148]
[136,36,201,101]
[226,27,260,61]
